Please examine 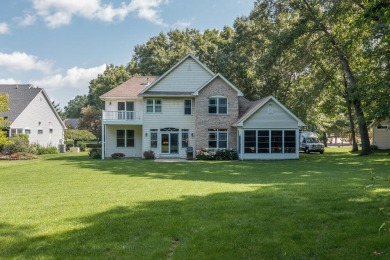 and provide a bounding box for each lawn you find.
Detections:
[0,148,389,259]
